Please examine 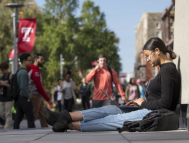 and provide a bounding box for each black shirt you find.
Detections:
[0,73,13,102]
[79,83,90,96]
[141,63,181,111]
